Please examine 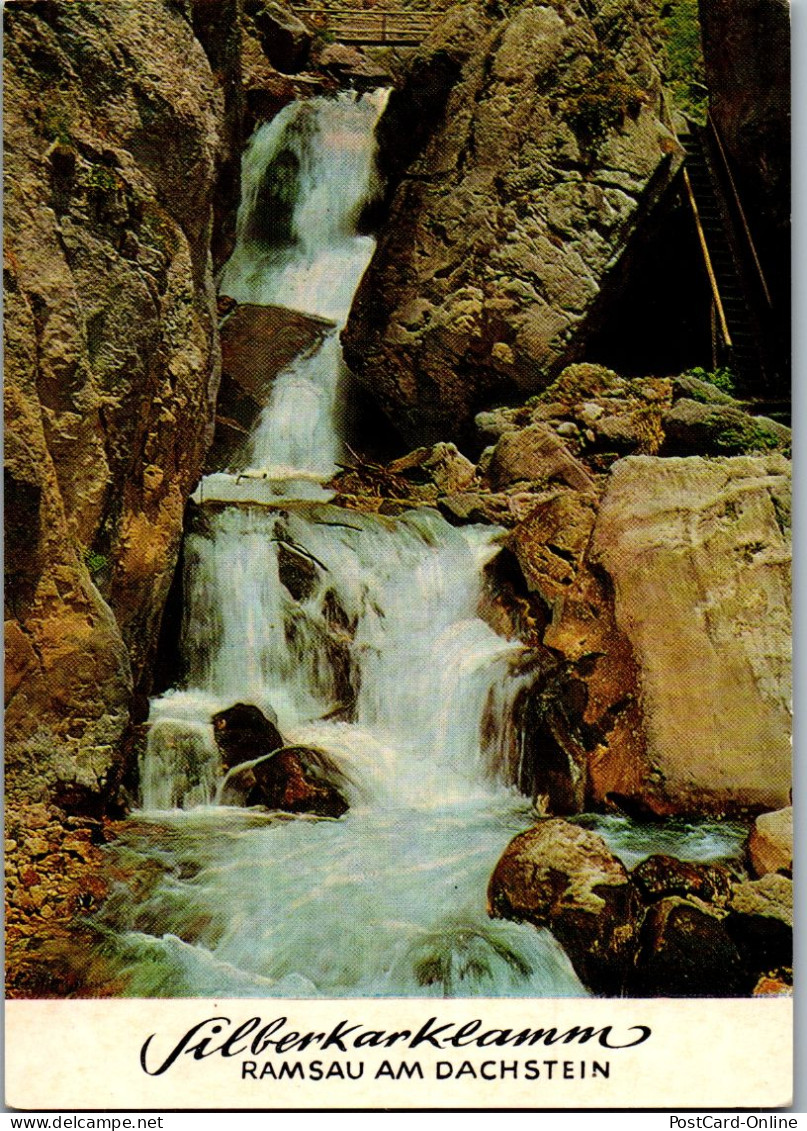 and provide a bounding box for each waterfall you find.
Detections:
[105,93,745,1001]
